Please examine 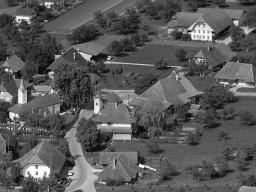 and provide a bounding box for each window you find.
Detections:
[198,30,200,33]
[193,35,196,38]
[107,122,112,125]
[44,171,47,176]
[203,30,205,33]
[95,102,98,106]
[35,165,38,169]
[202,35,205,39]
[35,171,38,175]
[197,35,201,39]
[207,30,210,34]
[207,36,210,39]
